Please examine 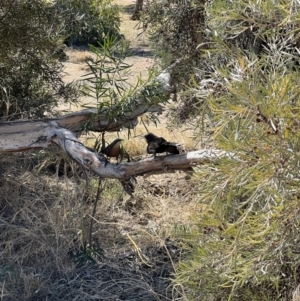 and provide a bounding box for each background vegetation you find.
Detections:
[55,0,121,46]
[0,0,71,120]
[2,0,300,300]
[0,0,121,121]
[140,0,300,299]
